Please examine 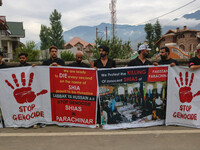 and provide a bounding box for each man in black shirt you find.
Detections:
[67,51,90,68]
[128,44,152,66]
[189,44,200,70]
[0,52,7,69]
[94,45,116,69]
[154,46,178,66]
[42,46,65,66]
[18,52,31,66]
